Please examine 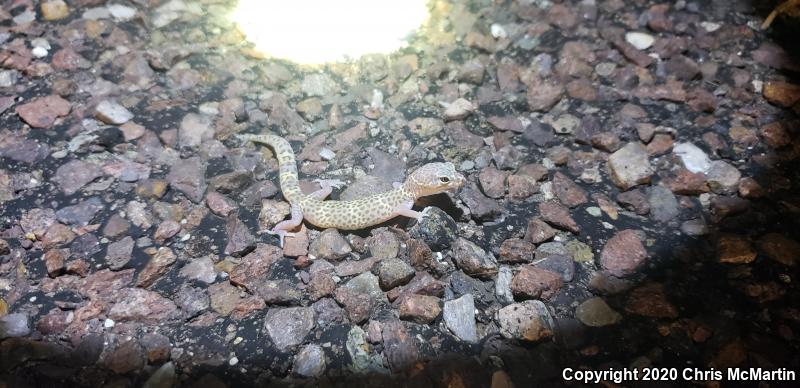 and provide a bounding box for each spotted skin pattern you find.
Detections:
[237,133,466,246]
